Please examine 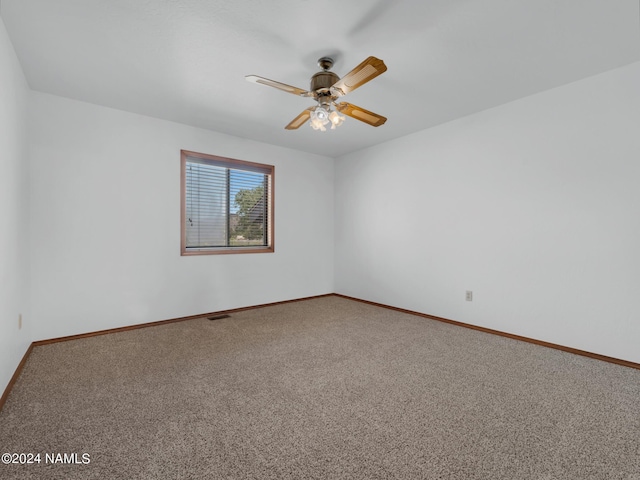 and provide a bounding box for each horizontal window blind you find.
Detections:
[182,151,273,254]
